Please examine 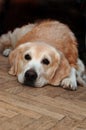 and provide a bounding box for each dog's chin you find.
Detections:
[23,79,42,88]
[23,81,35,87]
